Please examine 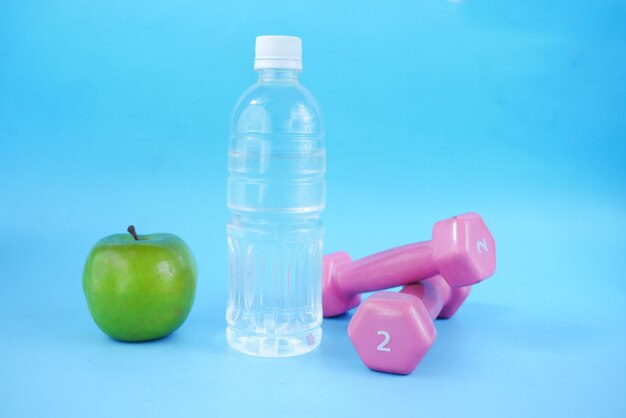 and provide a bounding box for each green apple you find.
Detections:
[83,226,197,341]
